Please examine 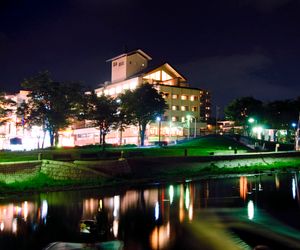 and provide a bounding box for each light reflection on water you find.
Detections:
[0,172,300,249]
